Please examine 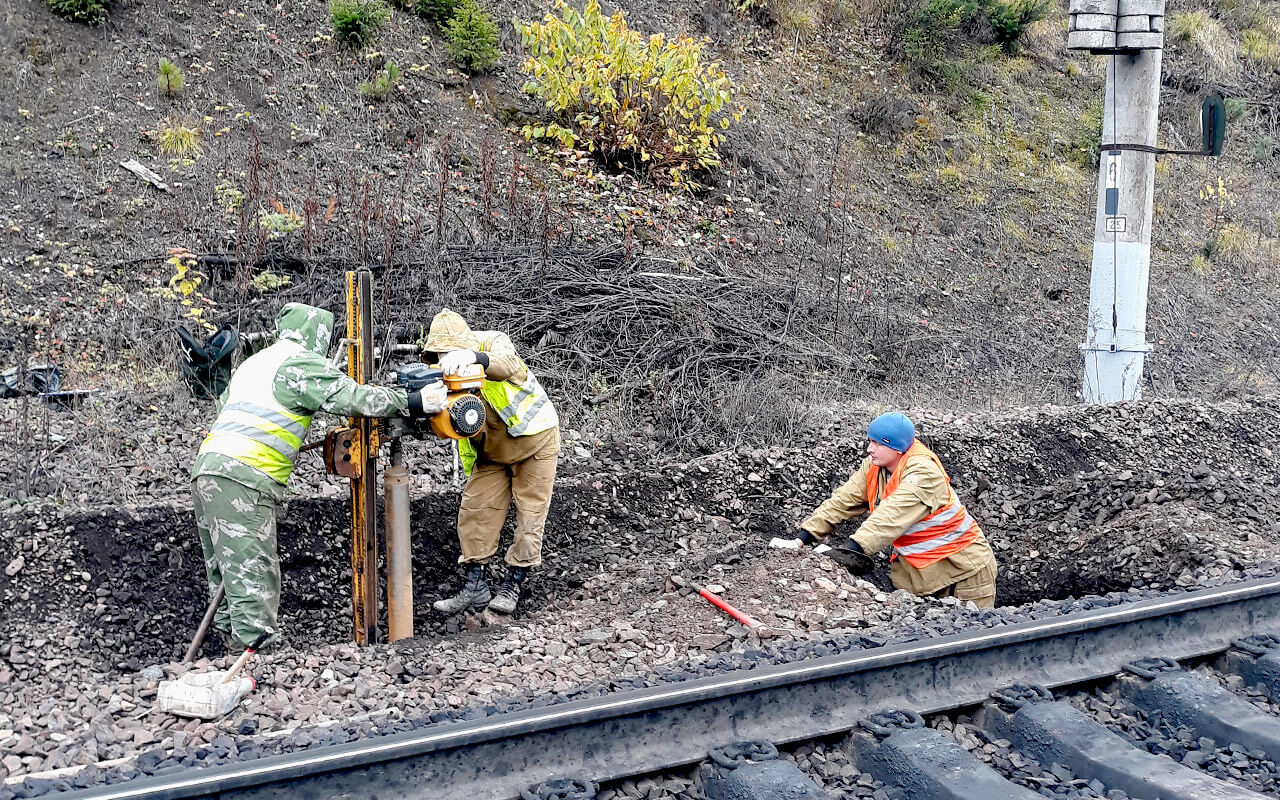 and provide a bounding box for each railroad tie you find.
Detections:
[700,741,826,800]
[849,710,1041,800]
[978,684,1267,800]
[1220,634,1280,701]
[1116,657,1280,761]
